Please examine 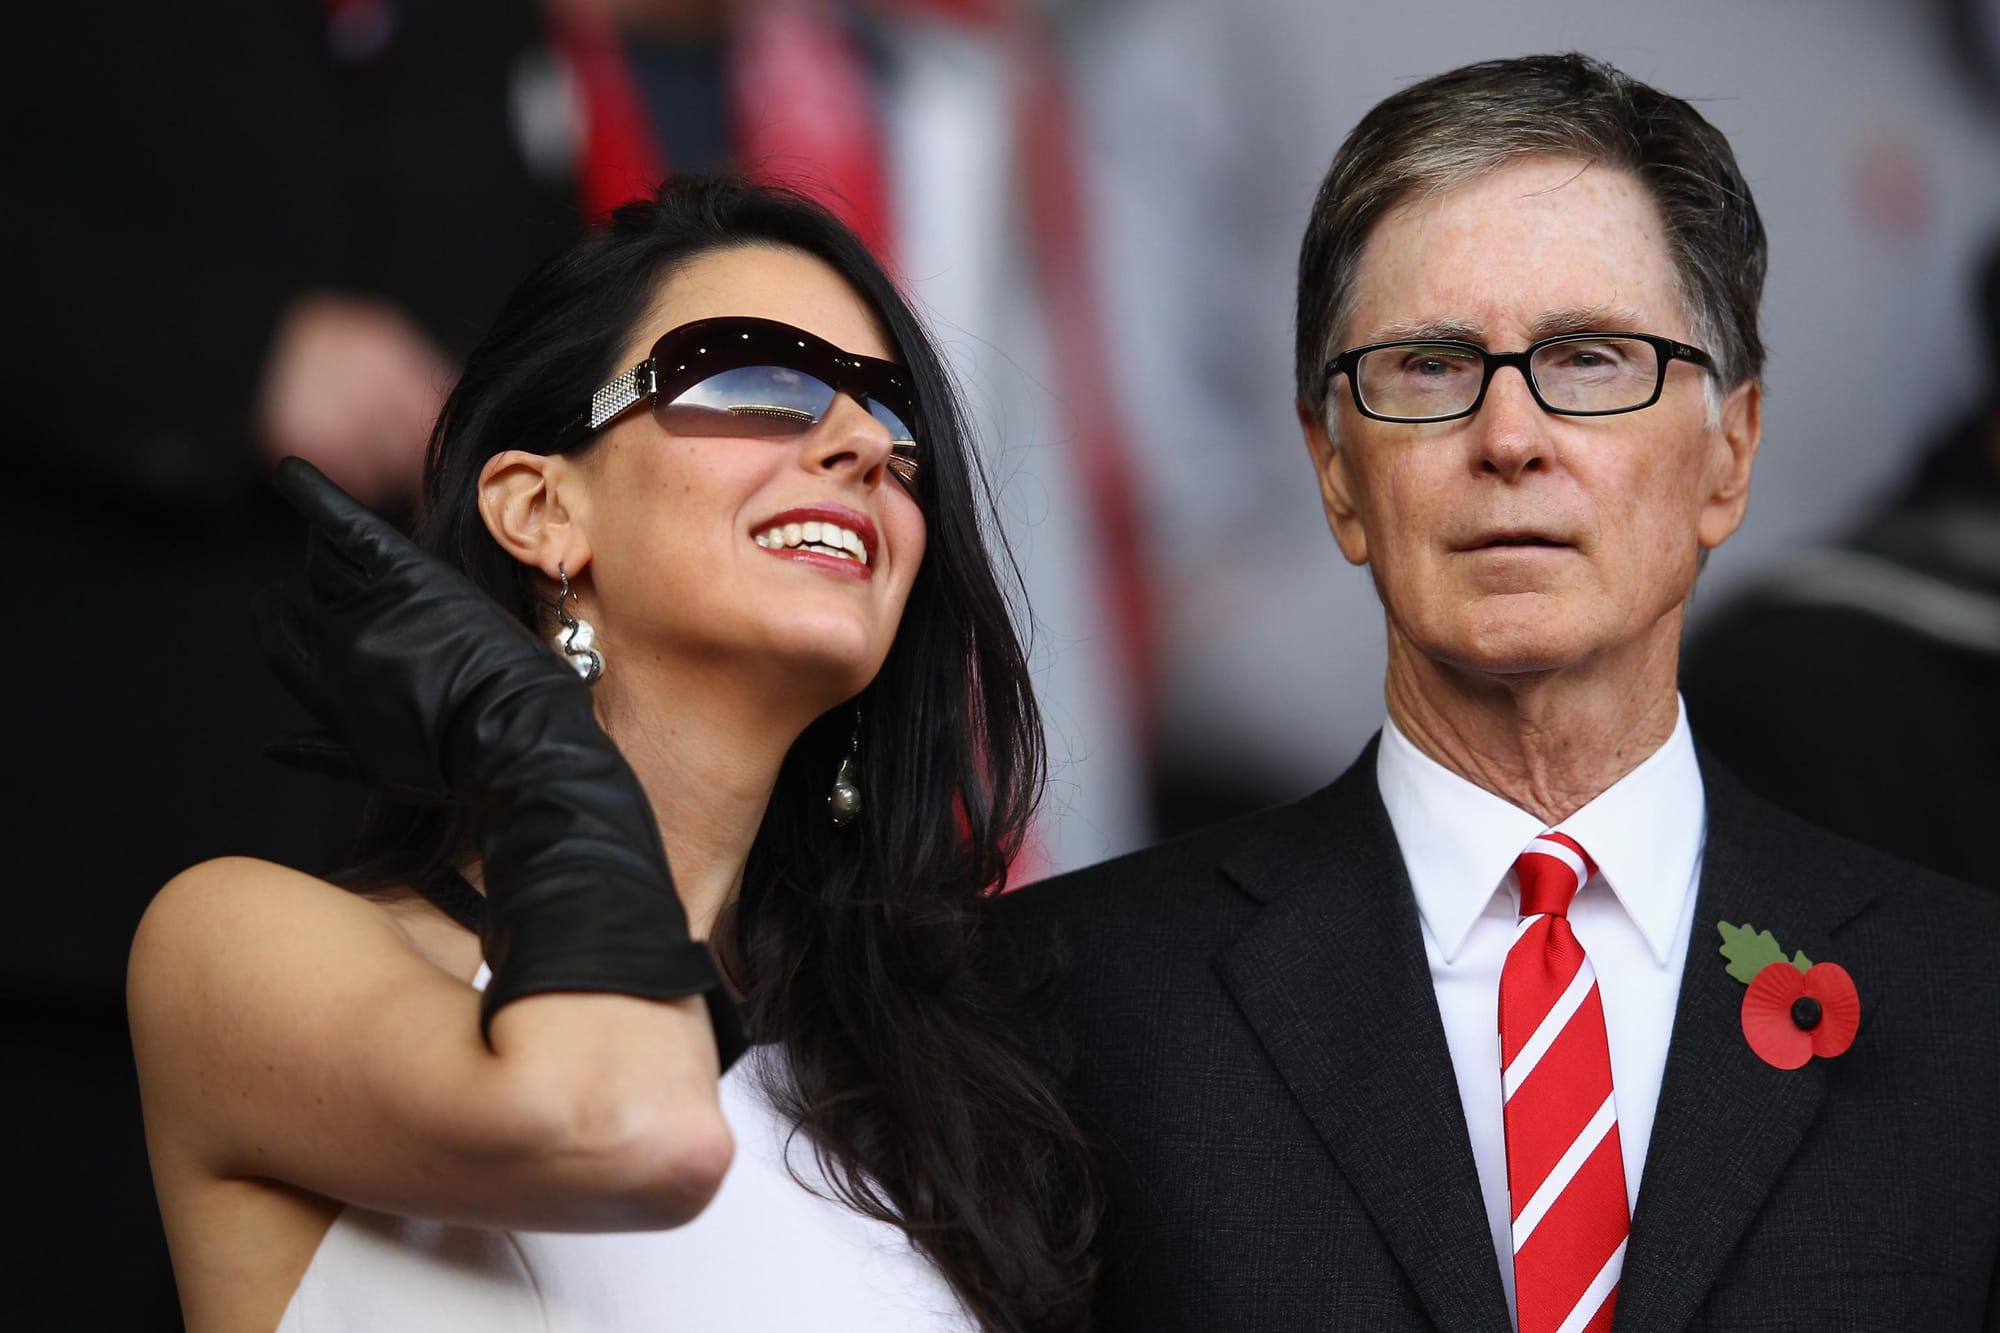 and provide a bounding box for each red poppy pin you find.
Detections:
[1716,922,1861,1070]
